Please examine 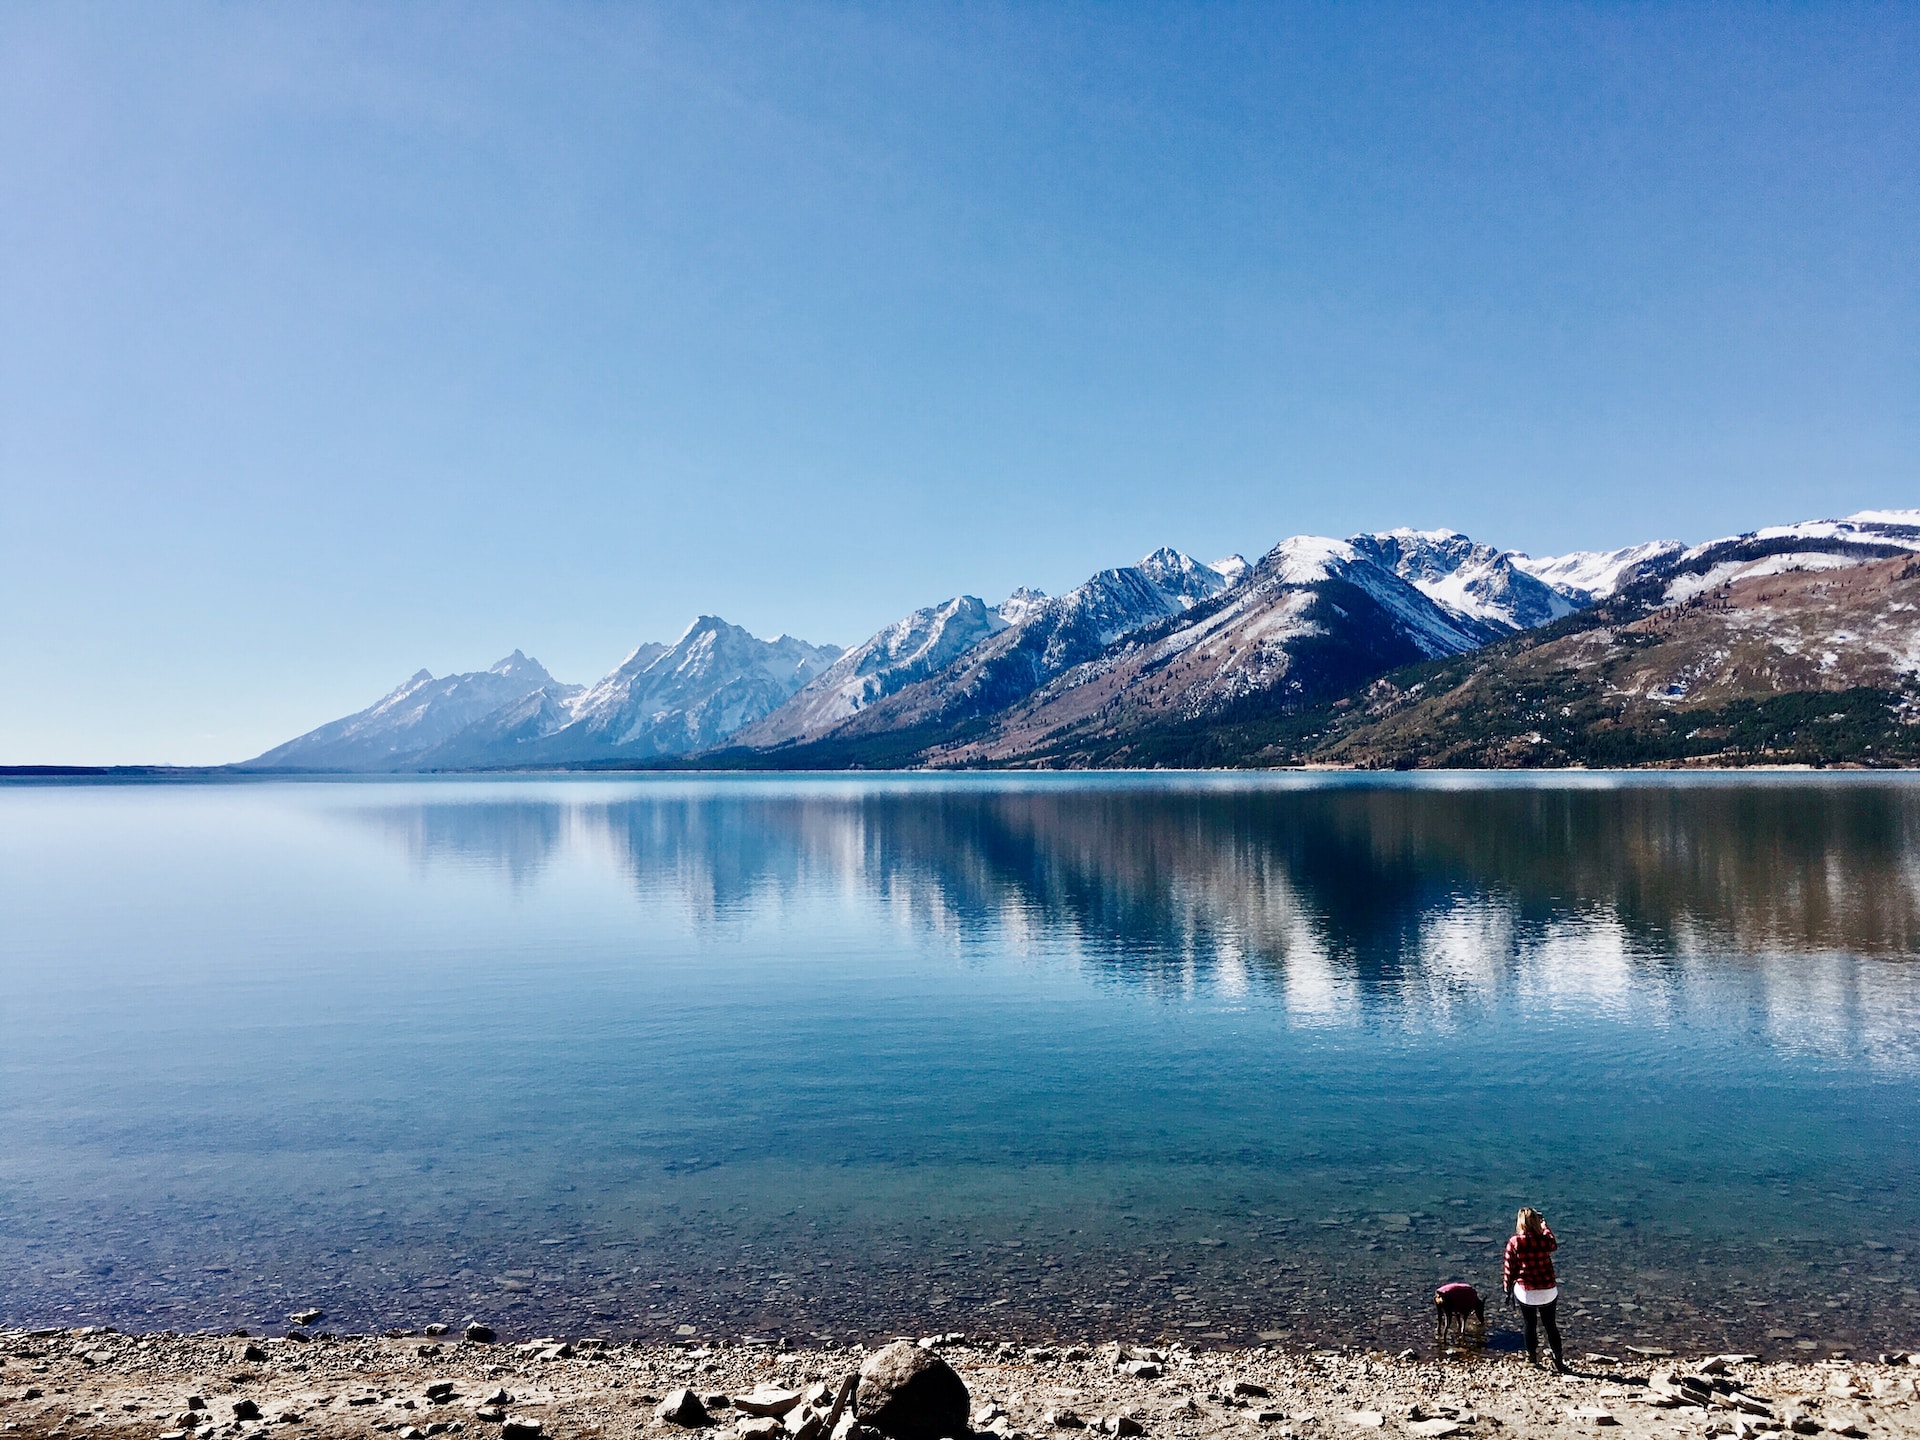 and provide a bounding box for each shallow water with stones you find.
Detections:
[2,773,1917,1356]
